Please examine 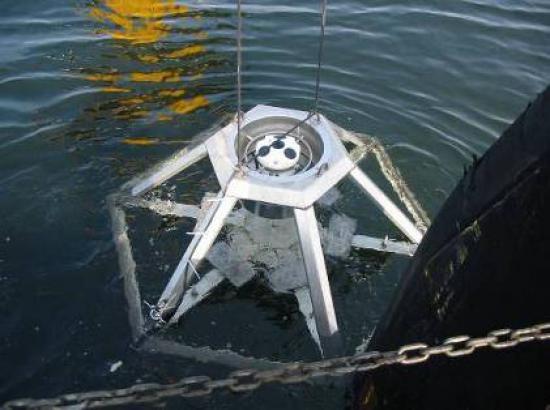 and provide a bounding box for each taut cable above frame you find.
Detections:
[234,0,329,159]
[236,0,243,163]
